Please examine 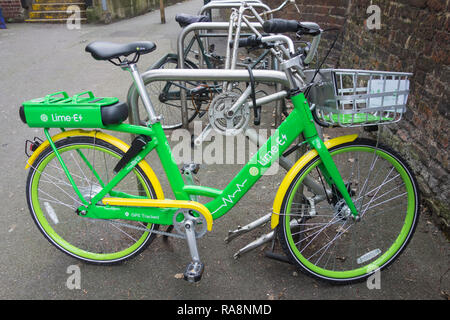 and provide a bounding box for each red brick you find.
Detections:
[426,0,445,11]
